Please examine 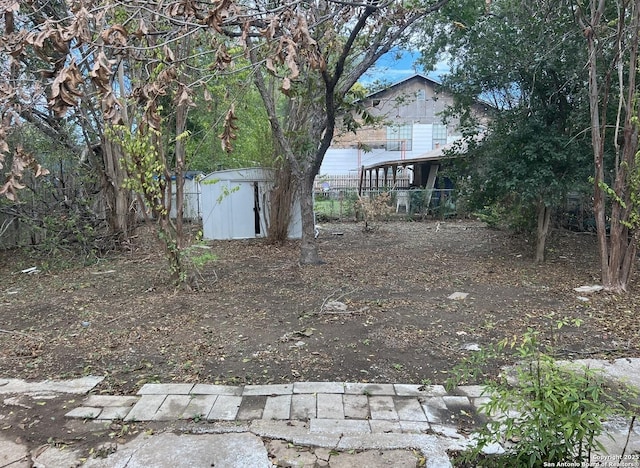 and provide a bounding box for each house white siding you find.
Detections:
[319,74,478,177]
[410,124,434,155]
[319,123,440,175]
[319,148,359,175]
